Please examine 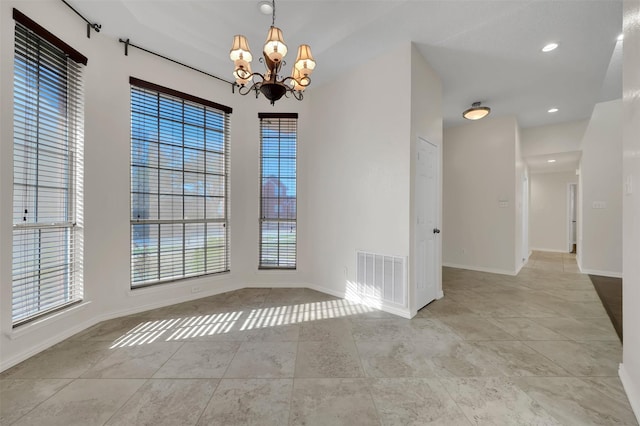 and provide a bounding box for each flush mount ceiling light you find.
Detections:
[462,102,491,120]
[548,107,559,113]
[230,0,316,105]
[542,42,559,52]
[547,159,556,163]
